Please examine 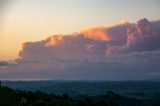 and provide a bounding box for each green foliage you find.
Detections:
[0,86,159,106]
